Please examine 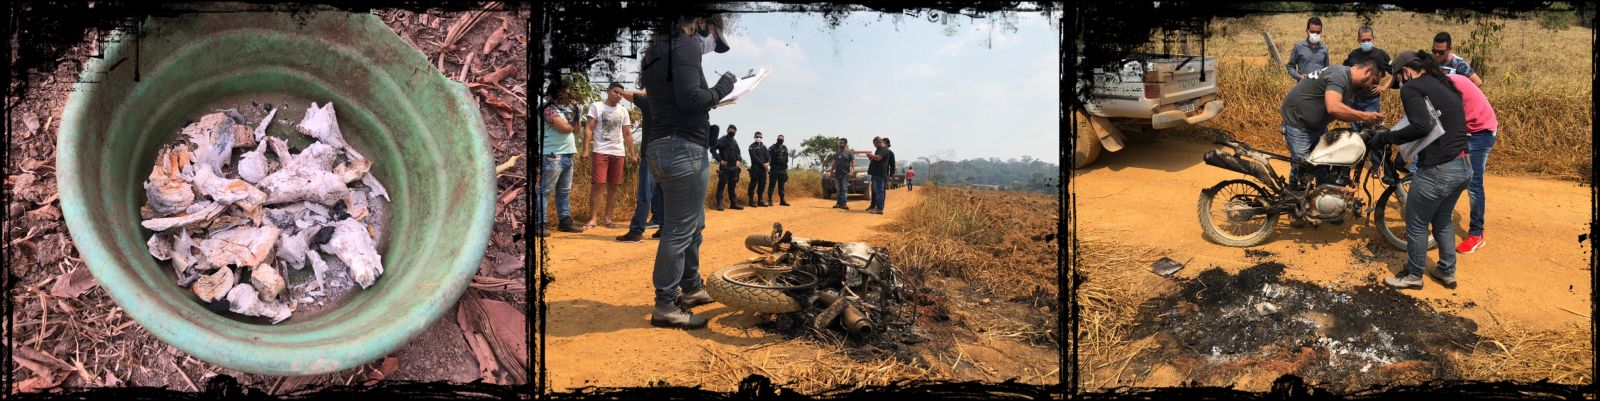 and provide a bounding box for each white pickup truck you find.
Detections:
[1075,54,1225,168]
